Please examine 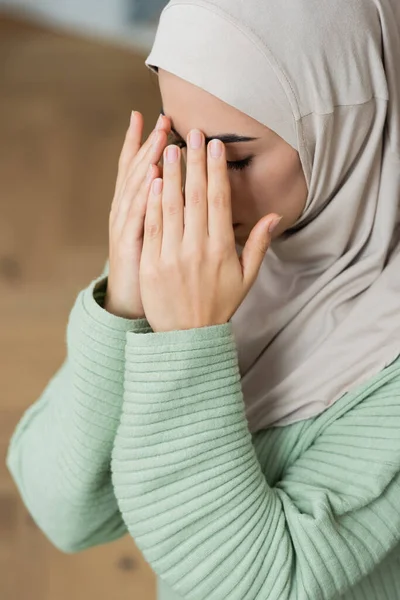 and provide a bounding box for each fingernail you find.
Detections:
[189,129,202,149]
[210,139,222,158]
[268,215,283,233]
[166,145,178,163]
[152,178,163,195]
[130,110,136,126]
